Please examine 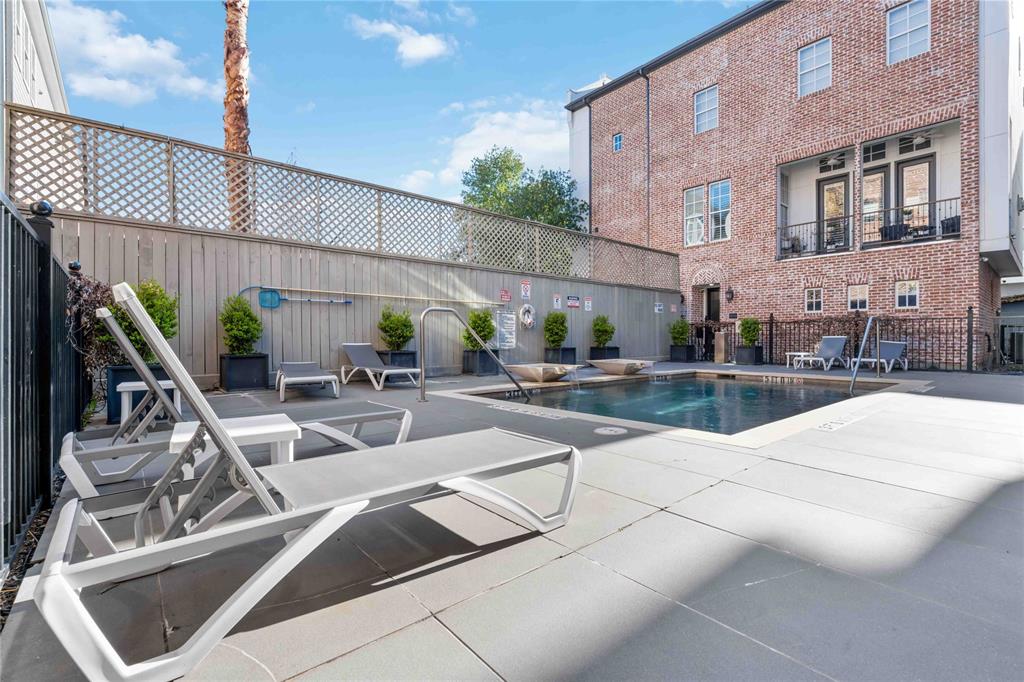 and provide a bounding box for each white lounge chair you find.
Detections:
[275,361,339,402]
[851,340,909,373]
[796,335,849,371]
[341,342,421,390]
[36,281,580,682]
